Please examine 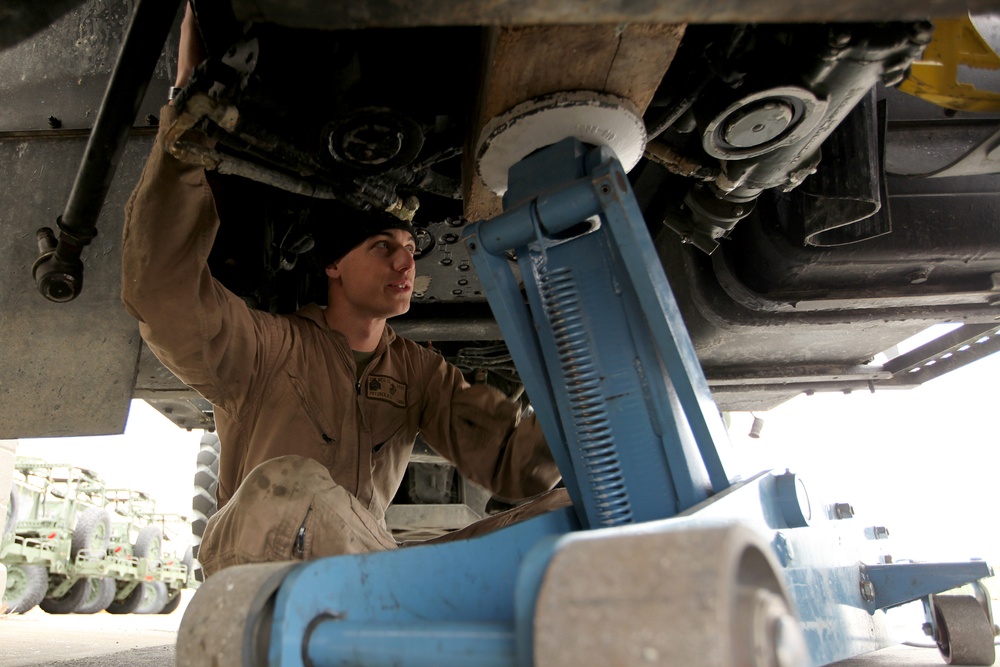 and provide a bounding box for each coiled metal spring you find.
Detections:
[538,263,633,526]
